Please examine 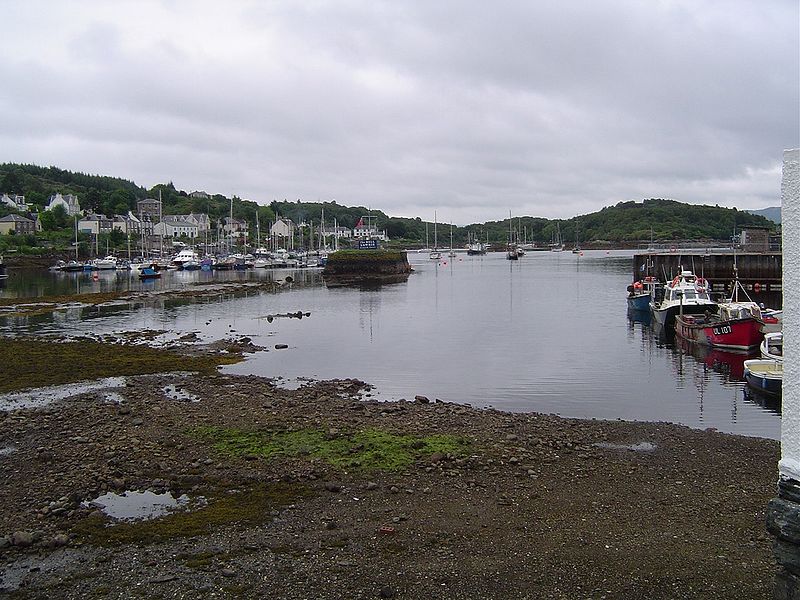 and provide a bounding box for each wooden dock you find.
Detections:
[632,251,782,293]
